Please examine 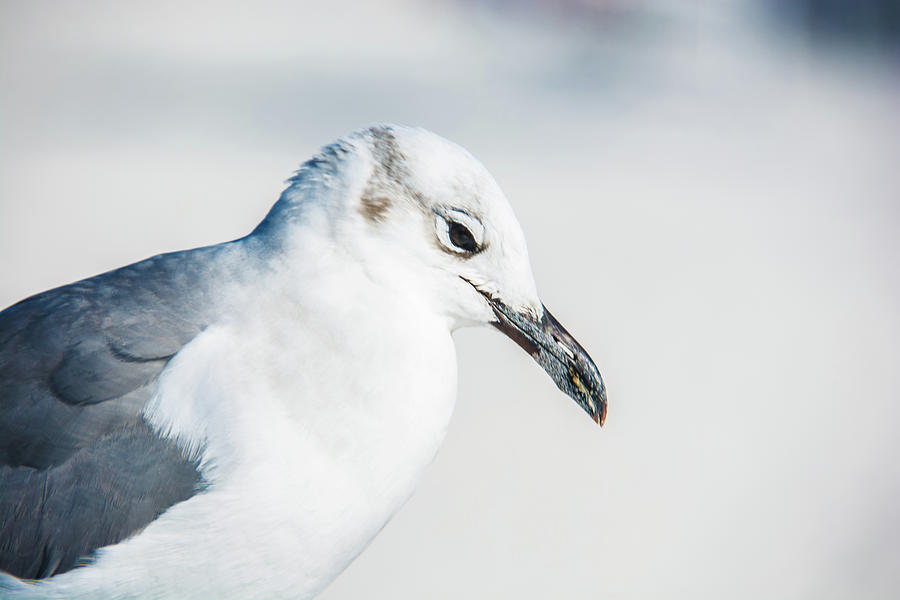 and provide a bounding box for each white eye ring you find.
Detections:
[434,208,485,255]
